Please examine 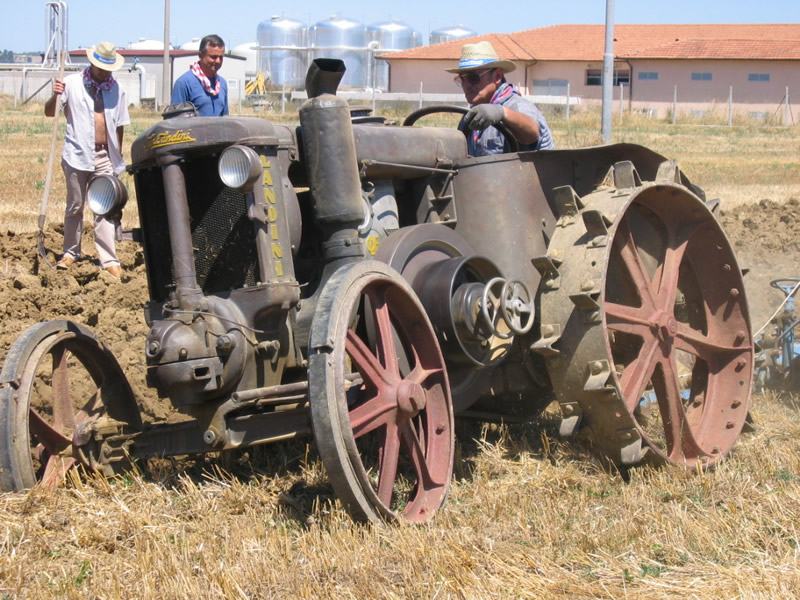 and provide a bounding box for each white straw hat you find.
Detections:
[445,41,516,74]
[86,41,125,72]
